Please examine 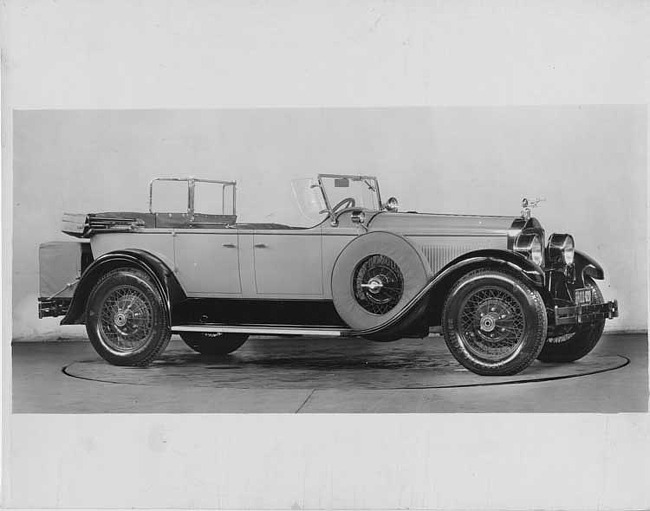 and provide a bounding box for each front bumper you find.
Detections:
[553,300,619,326]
